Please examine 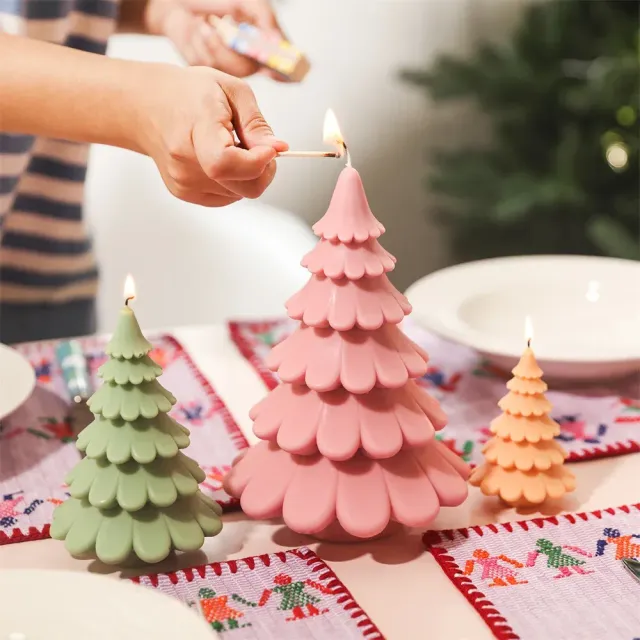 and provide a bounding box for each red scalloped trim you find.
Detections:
[132,547,384,639]
[228,322,640,466]
[0,335,248,546]
[423,503,640,640]
[566,439,639,462]
[0,523,51,546]
[229,321,280,391]
[292,548,385,638]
